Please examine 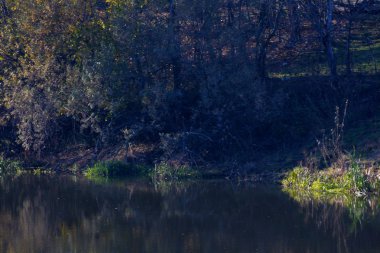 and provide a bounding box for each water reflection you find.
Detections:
[285,189,380,249]
[0,175,380,253]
